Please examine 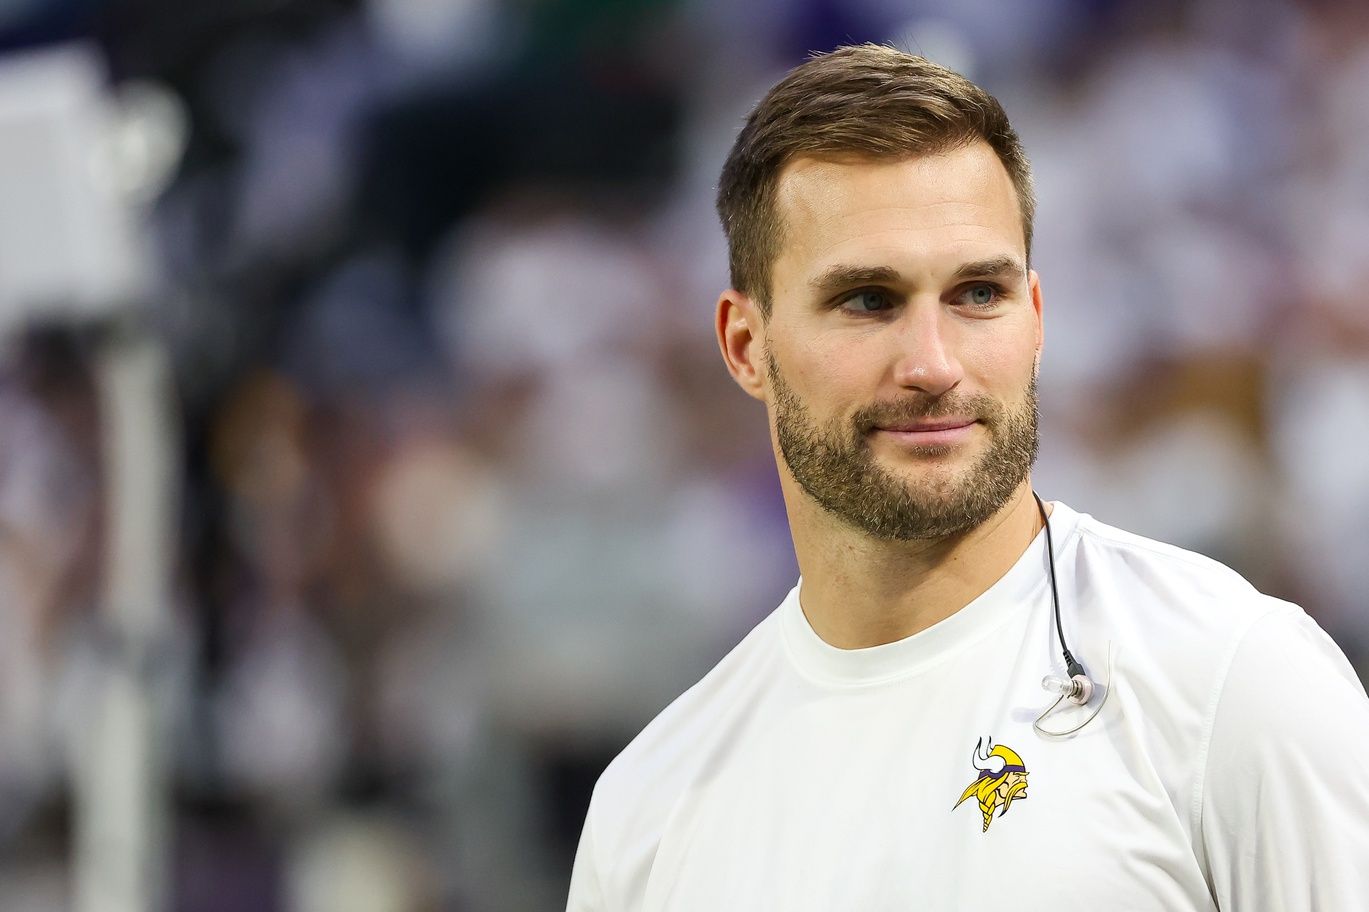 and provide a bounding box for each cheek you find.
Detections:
[962,321,1038,385]
[775,332,872,403]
